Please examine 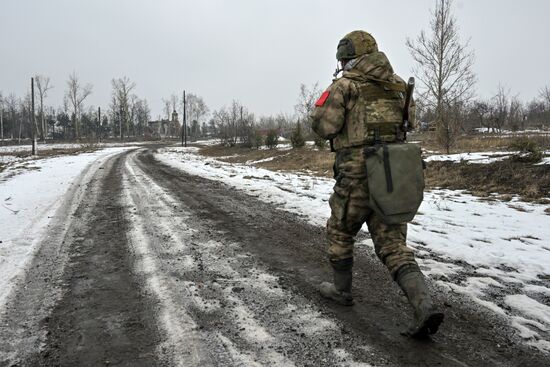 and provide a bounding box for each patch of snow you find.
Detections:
[190,139,219,146]
[425,151,513,164]
[332,348,373,367]
[505,295,550,326]
[246,153,292,165]
[0,155,21,165]
[524,284,550,297]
